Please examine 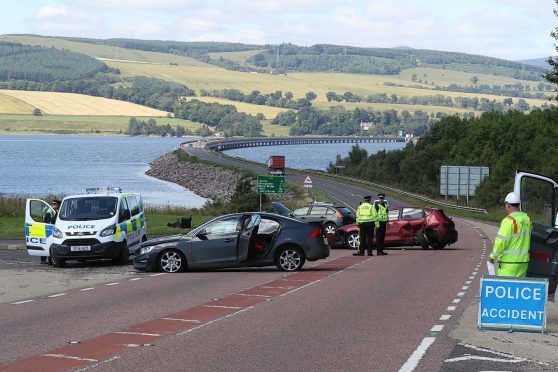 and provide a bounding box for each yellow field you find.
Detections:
[191,96,290,118]
[0,90,169,116]
[0,35,209,67]
[0,92,35,114]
